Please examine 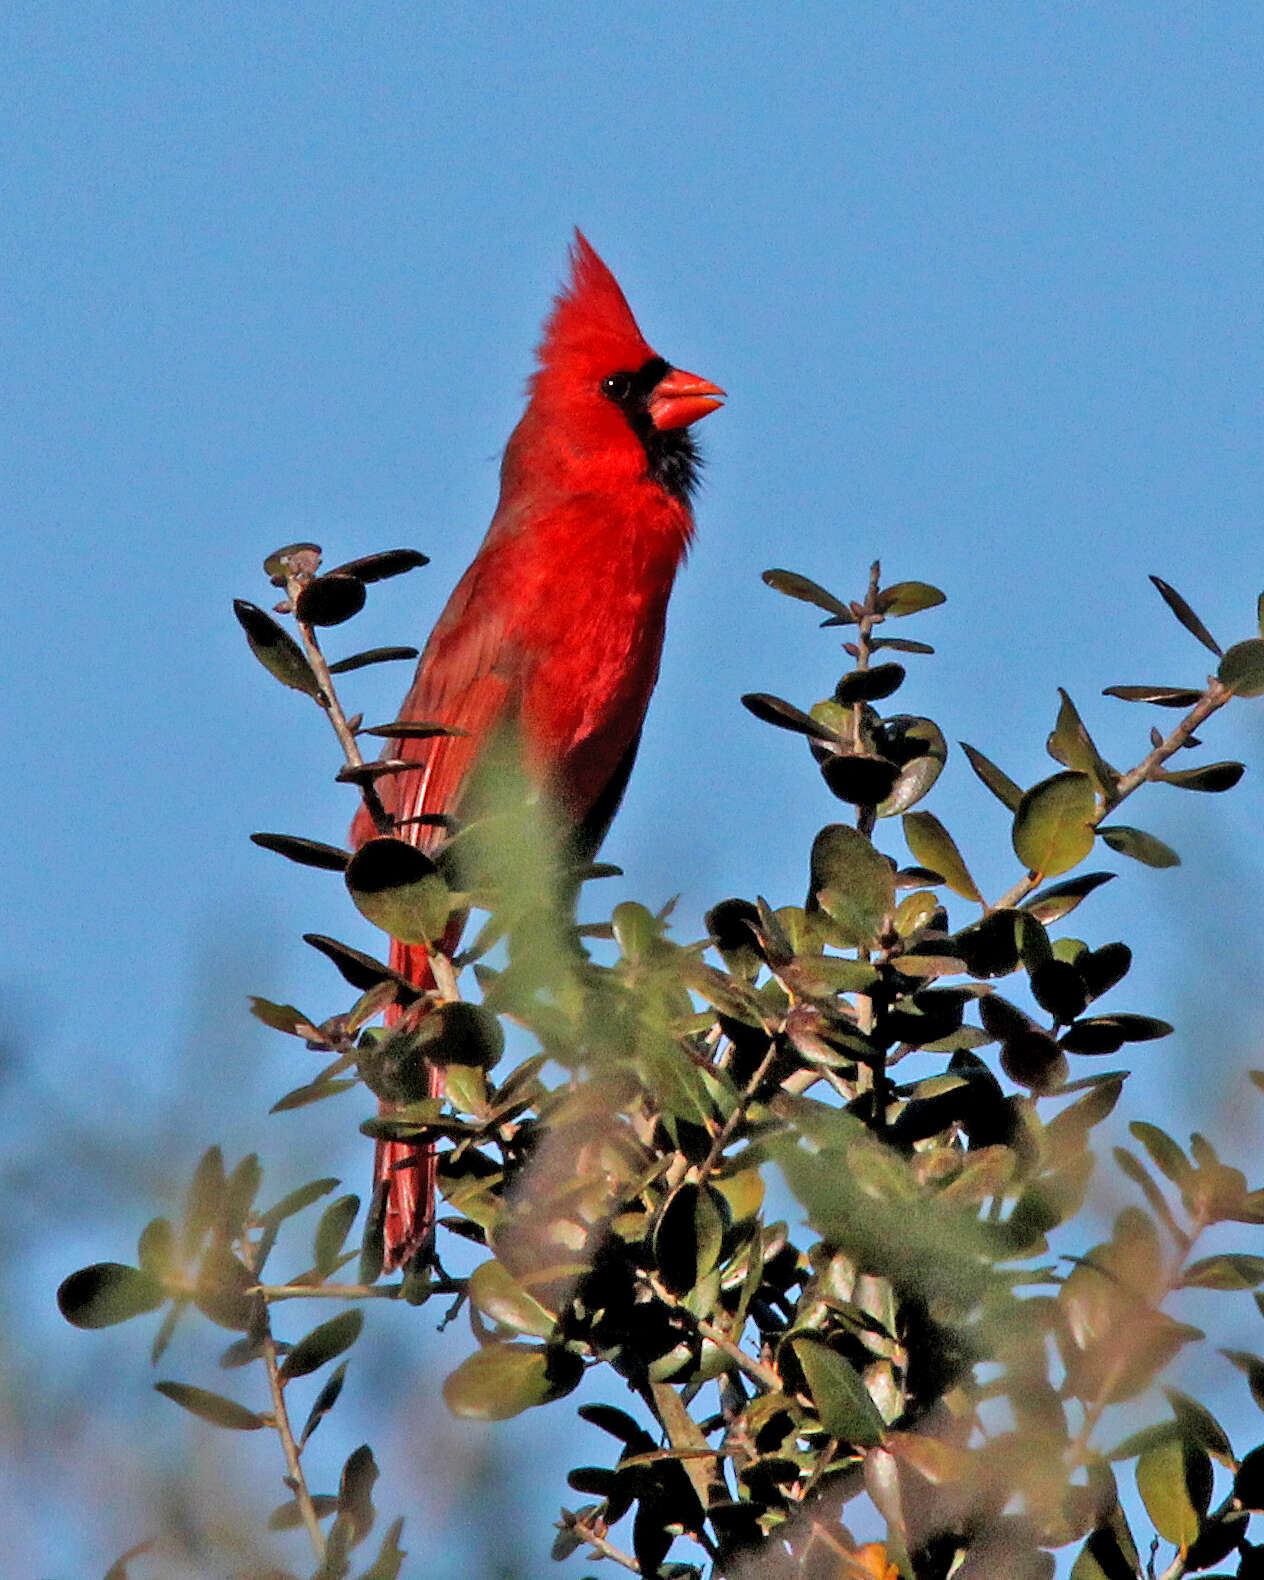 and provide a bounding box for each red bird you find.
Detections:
[353,232,723,1271]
